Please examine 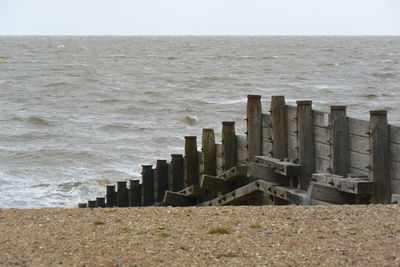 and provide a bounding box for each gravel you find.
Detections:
[0,205,399,266]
